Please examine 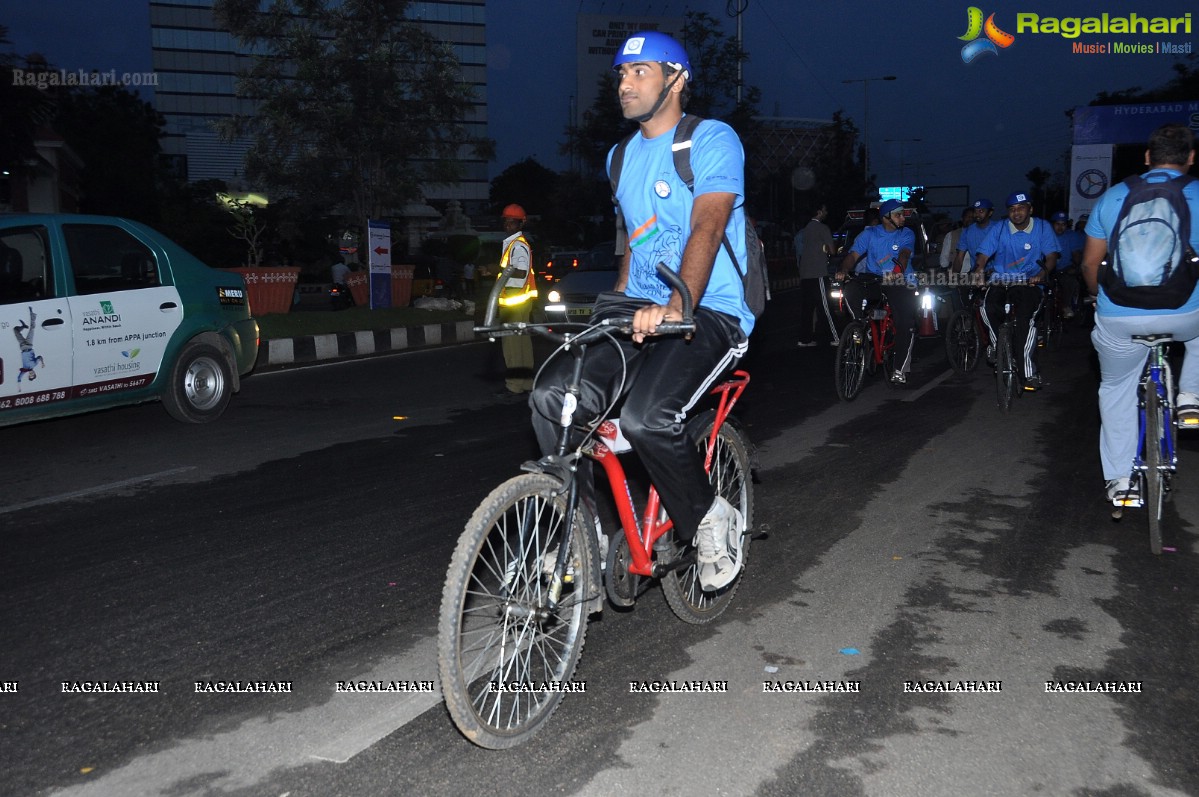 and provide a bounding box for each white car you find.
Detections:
[0,214,259,425]
[542,242,619,323]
